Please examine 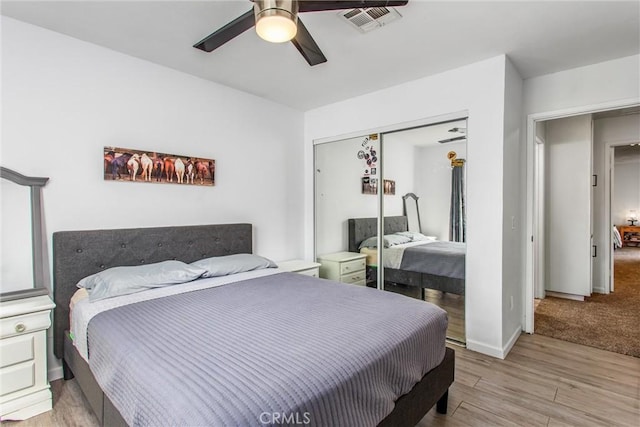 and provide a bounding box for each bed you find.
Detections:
[53,223,454,426]
[348,216,465,296]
